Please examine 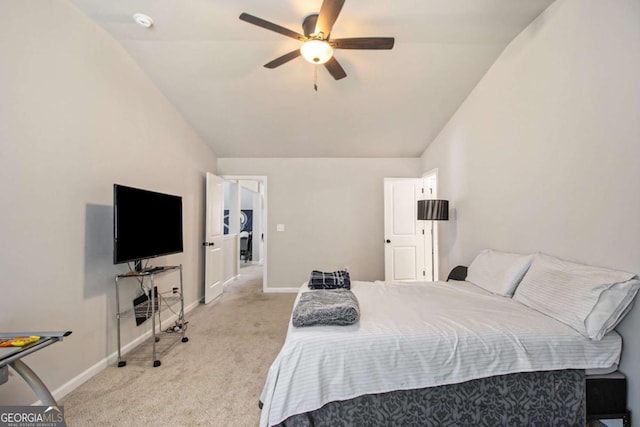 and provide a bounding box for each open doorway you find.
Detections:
[222,176,268,292]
